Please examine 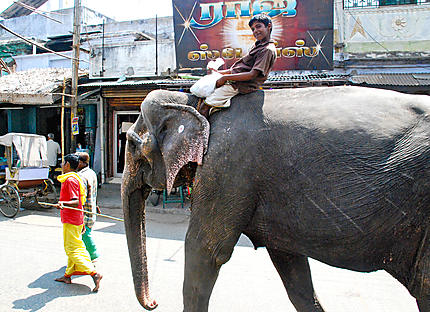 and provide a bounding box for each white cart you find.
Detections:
[0,133,57,218]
